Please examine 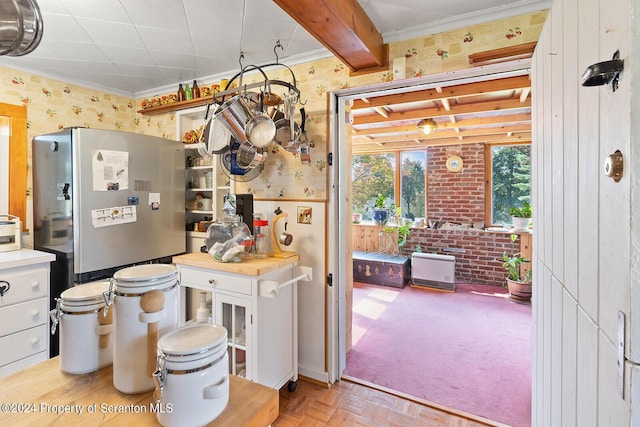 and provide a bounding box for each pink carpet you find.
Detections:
[344,282,532,427]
